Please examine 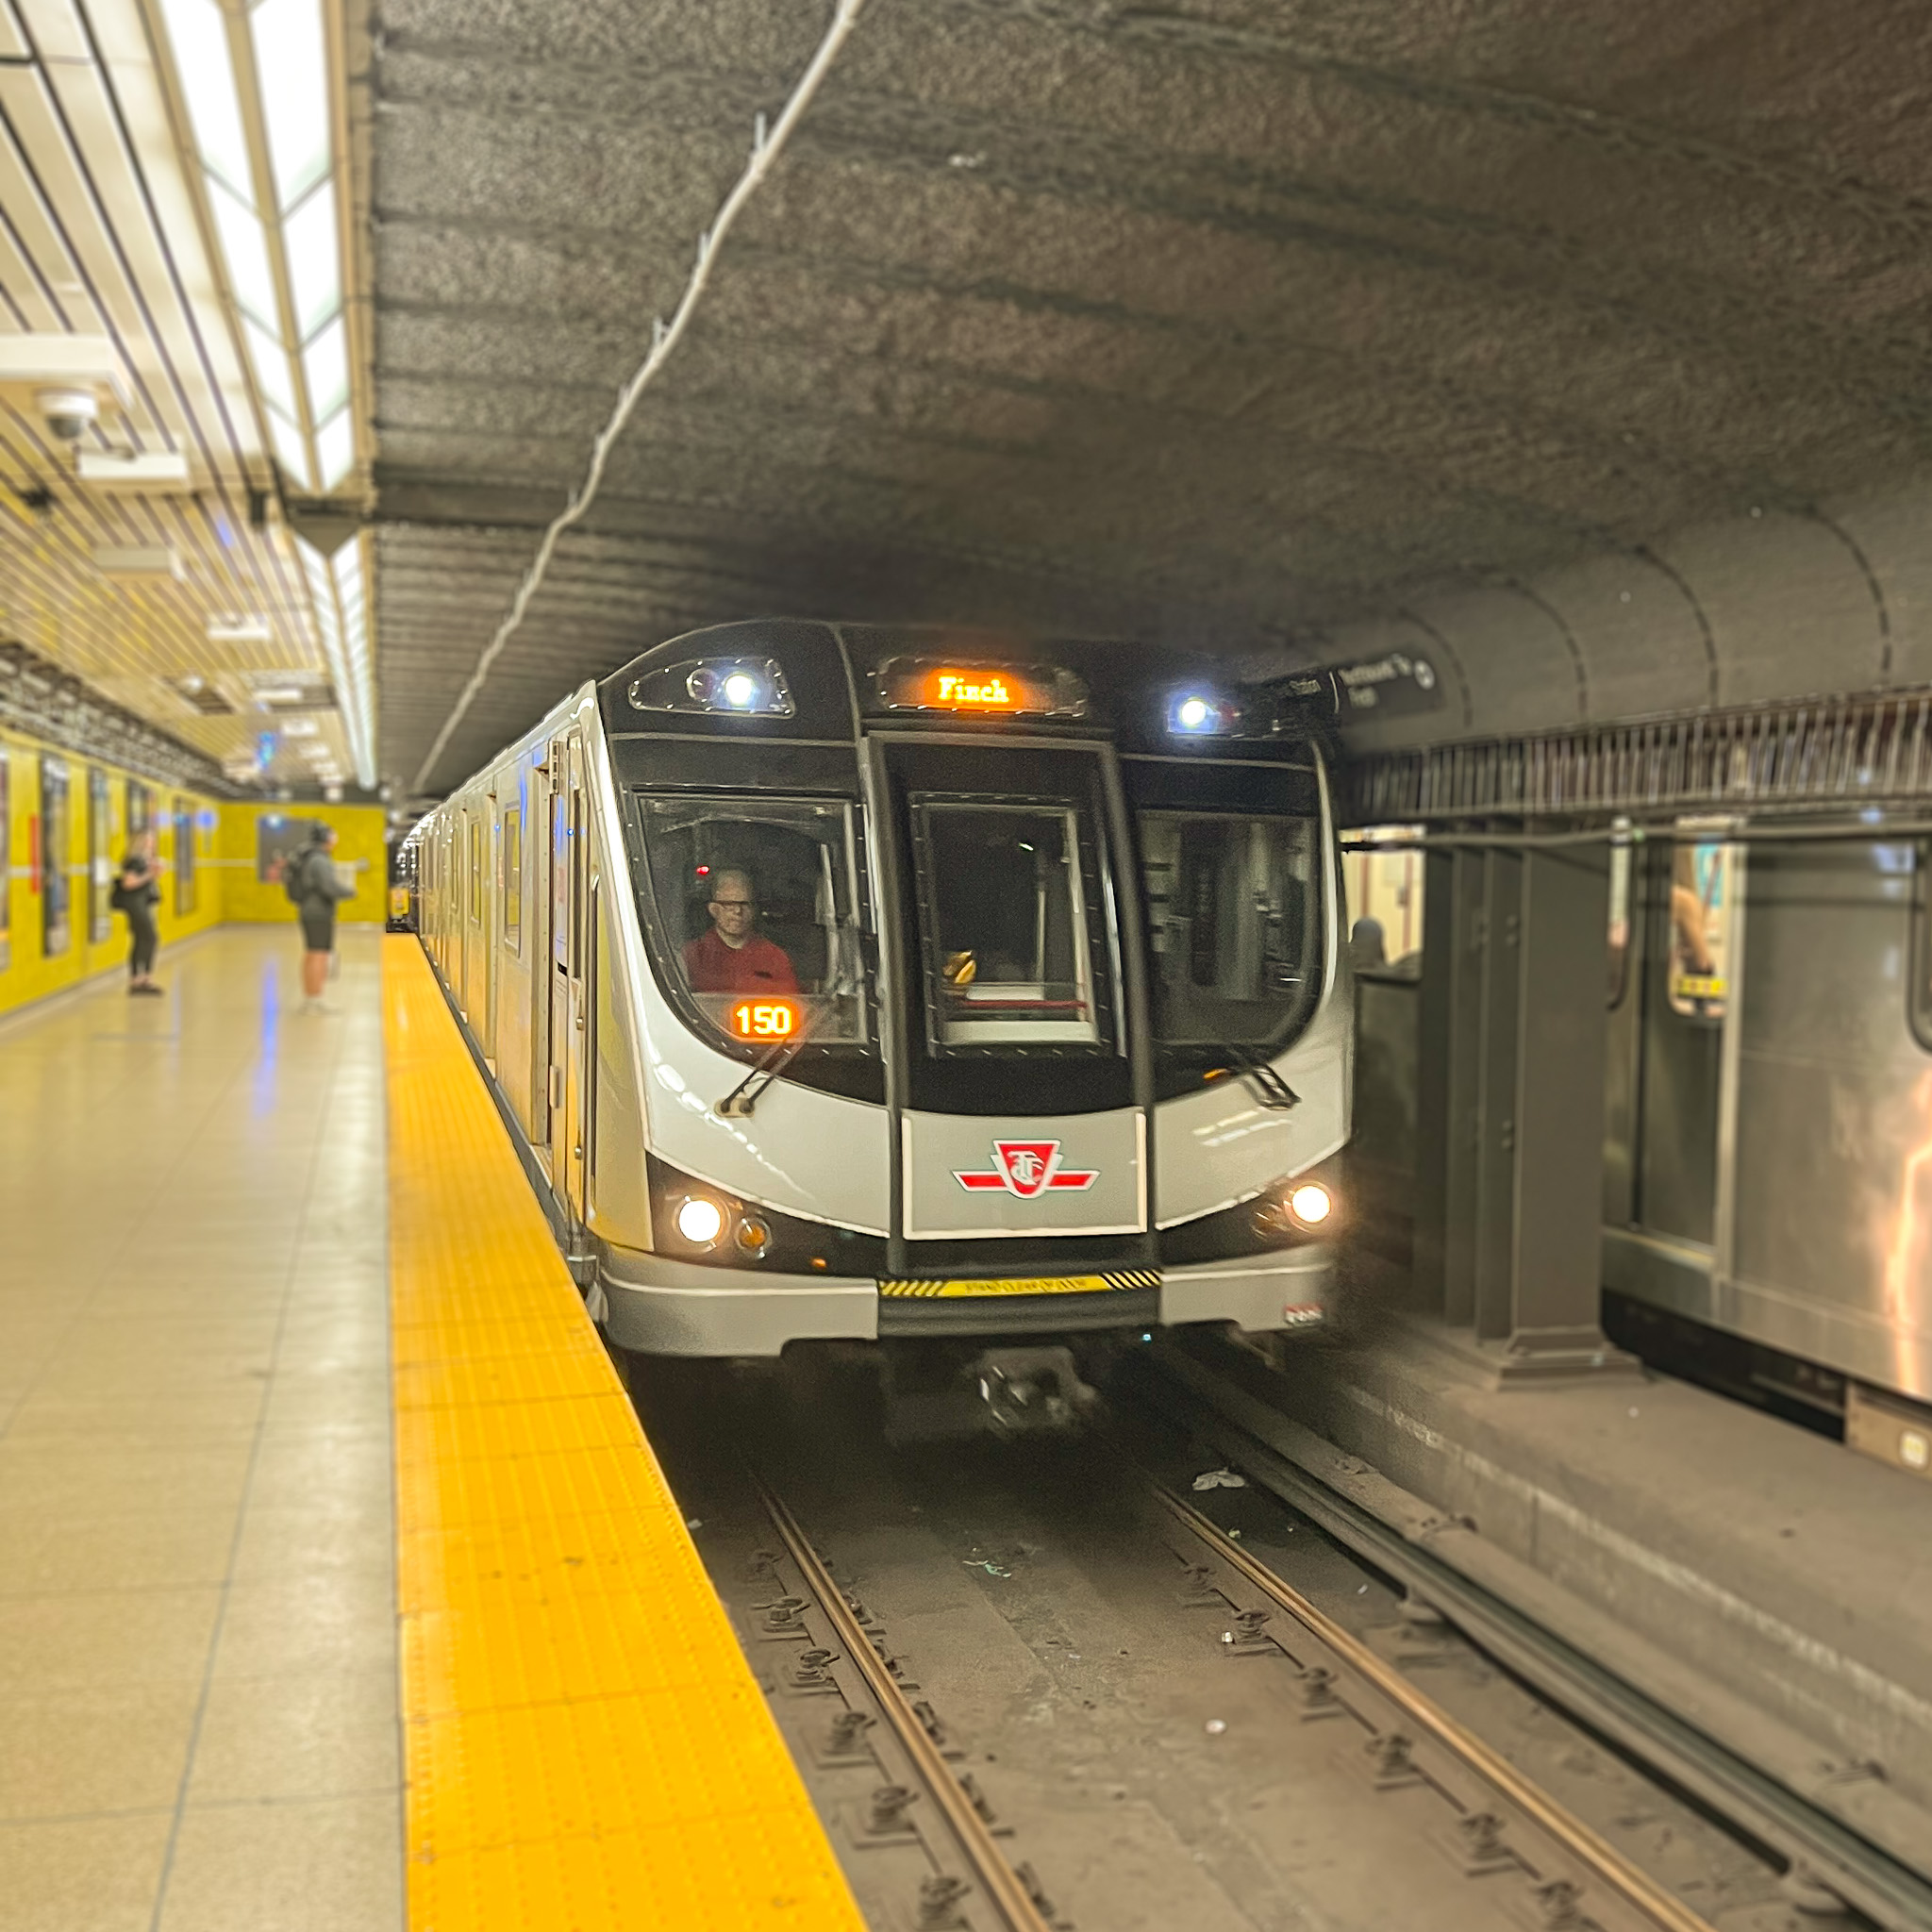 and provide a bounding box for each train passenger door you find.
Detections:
[548,736,590,1219]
